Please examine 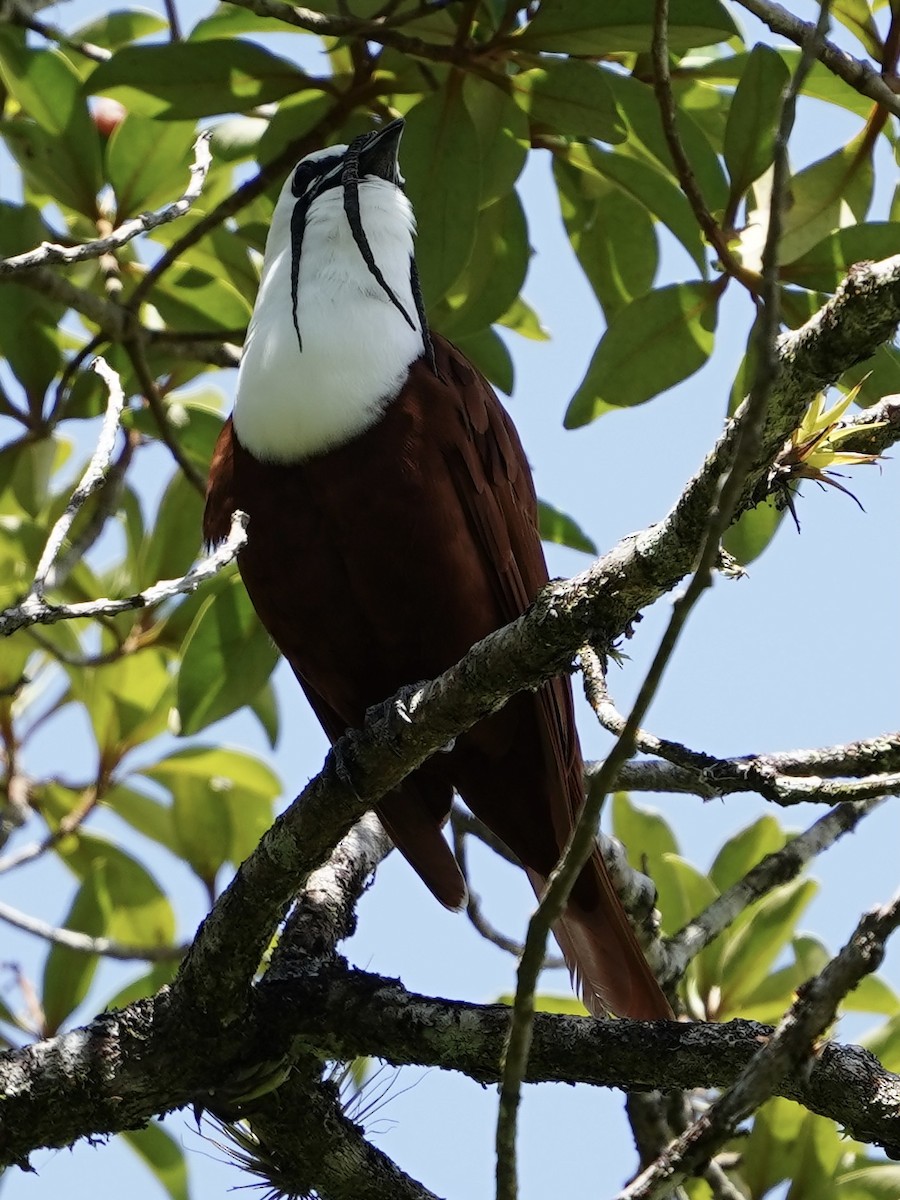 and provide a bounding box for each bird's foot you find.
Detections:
[365,681,427,756]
